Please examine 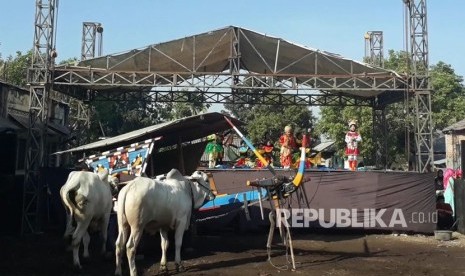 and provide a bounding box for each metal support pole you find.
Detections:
[404,0,434,172]
[22,0,57,234]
